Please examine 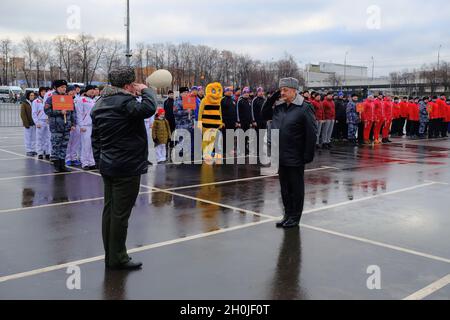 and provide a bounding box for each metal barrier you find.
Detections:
[0,103,22,127]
